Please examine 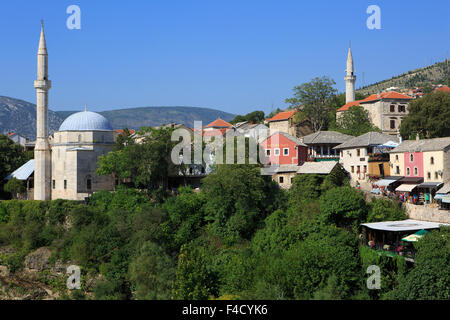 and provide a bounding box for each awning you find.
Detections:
[402,229,430,242]
[5,159,35,181]
[434,194,444,200]
[437,182,450,194]
[418,182,444,189]
[395,184,418,192]
[442,196,450,204]
[375,179,398,187]
[399,177,424,184]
